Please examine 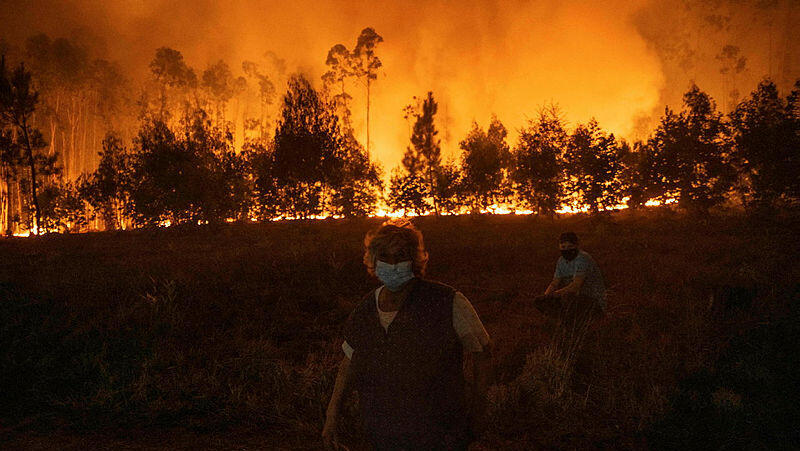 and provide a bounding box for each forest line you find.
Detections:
[1,28,799,235]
